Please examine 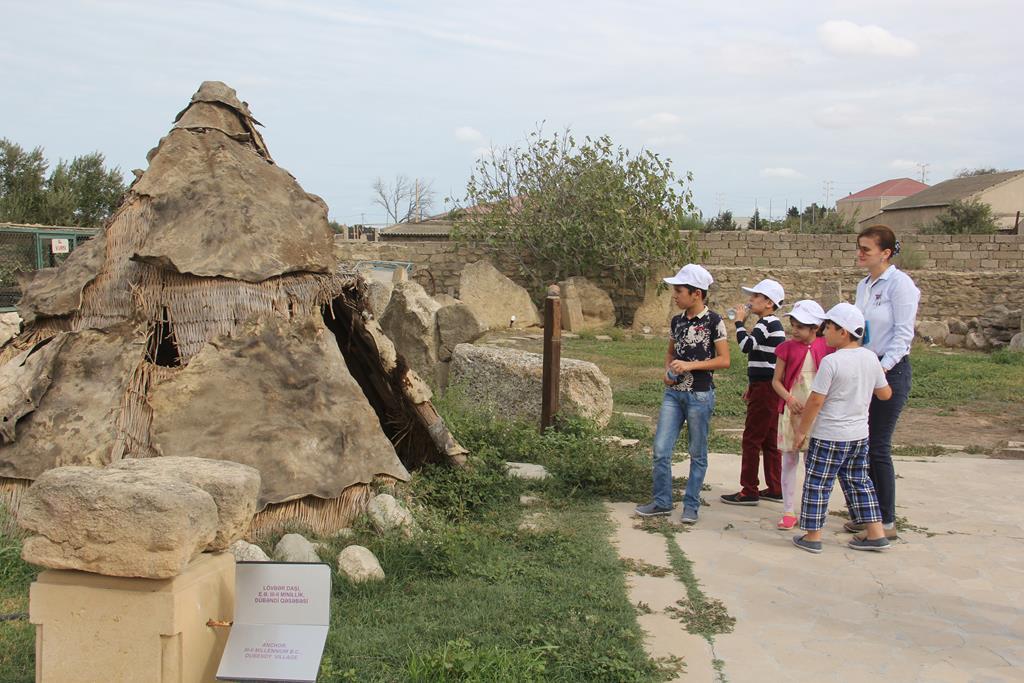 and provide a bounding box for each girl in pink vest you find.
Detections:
[771,300,833,529]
